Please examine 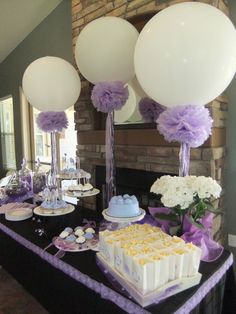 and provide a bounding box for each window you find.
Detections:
[20,88,77,172]
[59,107,77,166]
[0,96,16,170]
[31,107,77,168]
[32,108,51,163]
